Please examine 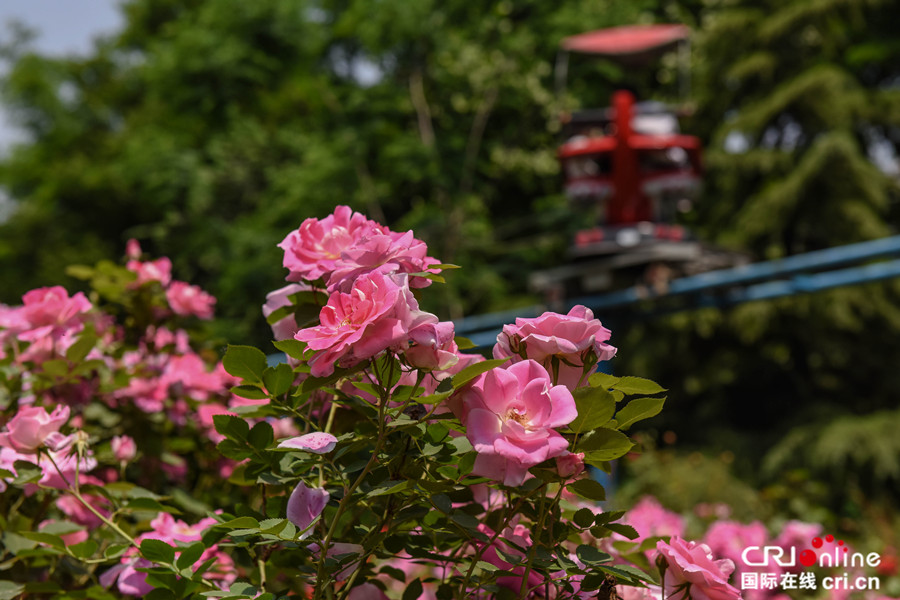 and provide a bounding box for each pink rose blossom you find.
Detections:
[58,493,110,528]
[450,360,576,486]
[127,257,172,287]
[279,205,383,283]
[657,537,741,600]
[0,404,70,452]
[287,482,330,539]
[405,321,459,371]
[477,516,545,593]
[626,496,686,543]
[278,432,338,454]
[295,272,431,377]
[347,583,389,600]
[111,435,137,462]
[103,513,235,596]
[555,452,586,479]
[493,305,617,389]
[326,229,441,291]
[125,238,142,260]
[166,281,216,319]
